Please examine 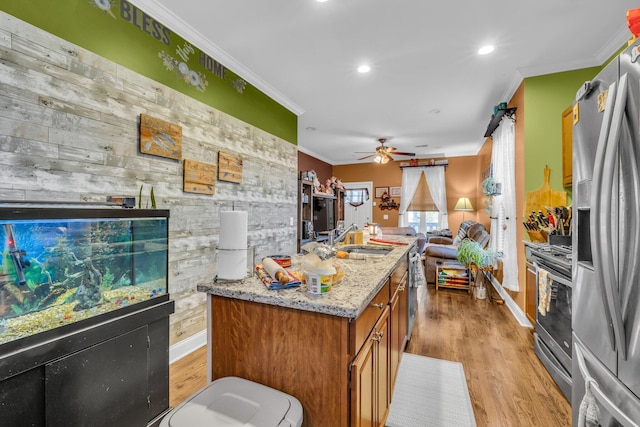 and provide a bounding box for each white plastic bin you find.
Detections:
[160,376,303,427]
